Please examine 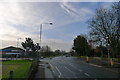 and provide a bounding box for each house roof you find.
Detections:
[0,46,24,52]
